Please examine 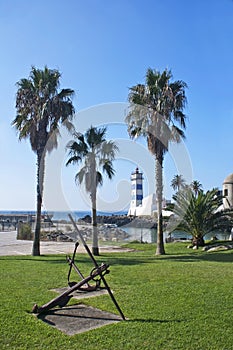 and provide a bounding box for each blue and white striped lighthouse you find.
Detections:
[130,167,143,208]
